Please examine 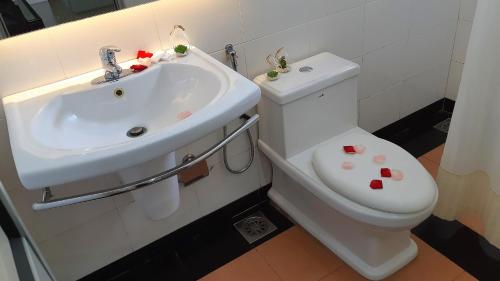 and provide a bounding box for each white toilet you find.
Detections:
[254,53,438,280]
